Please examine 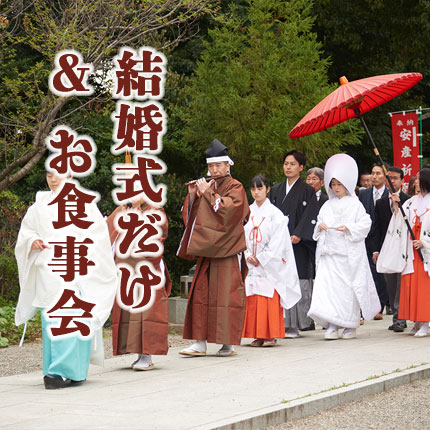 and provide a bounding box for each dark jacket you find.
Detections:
[359,186,389,220]
[359,186,389,251]
[269,178,319,279]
